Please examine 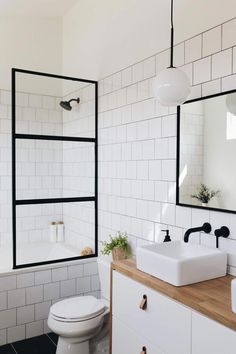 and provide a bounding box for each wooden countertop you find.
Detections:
[112,258,236,331]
